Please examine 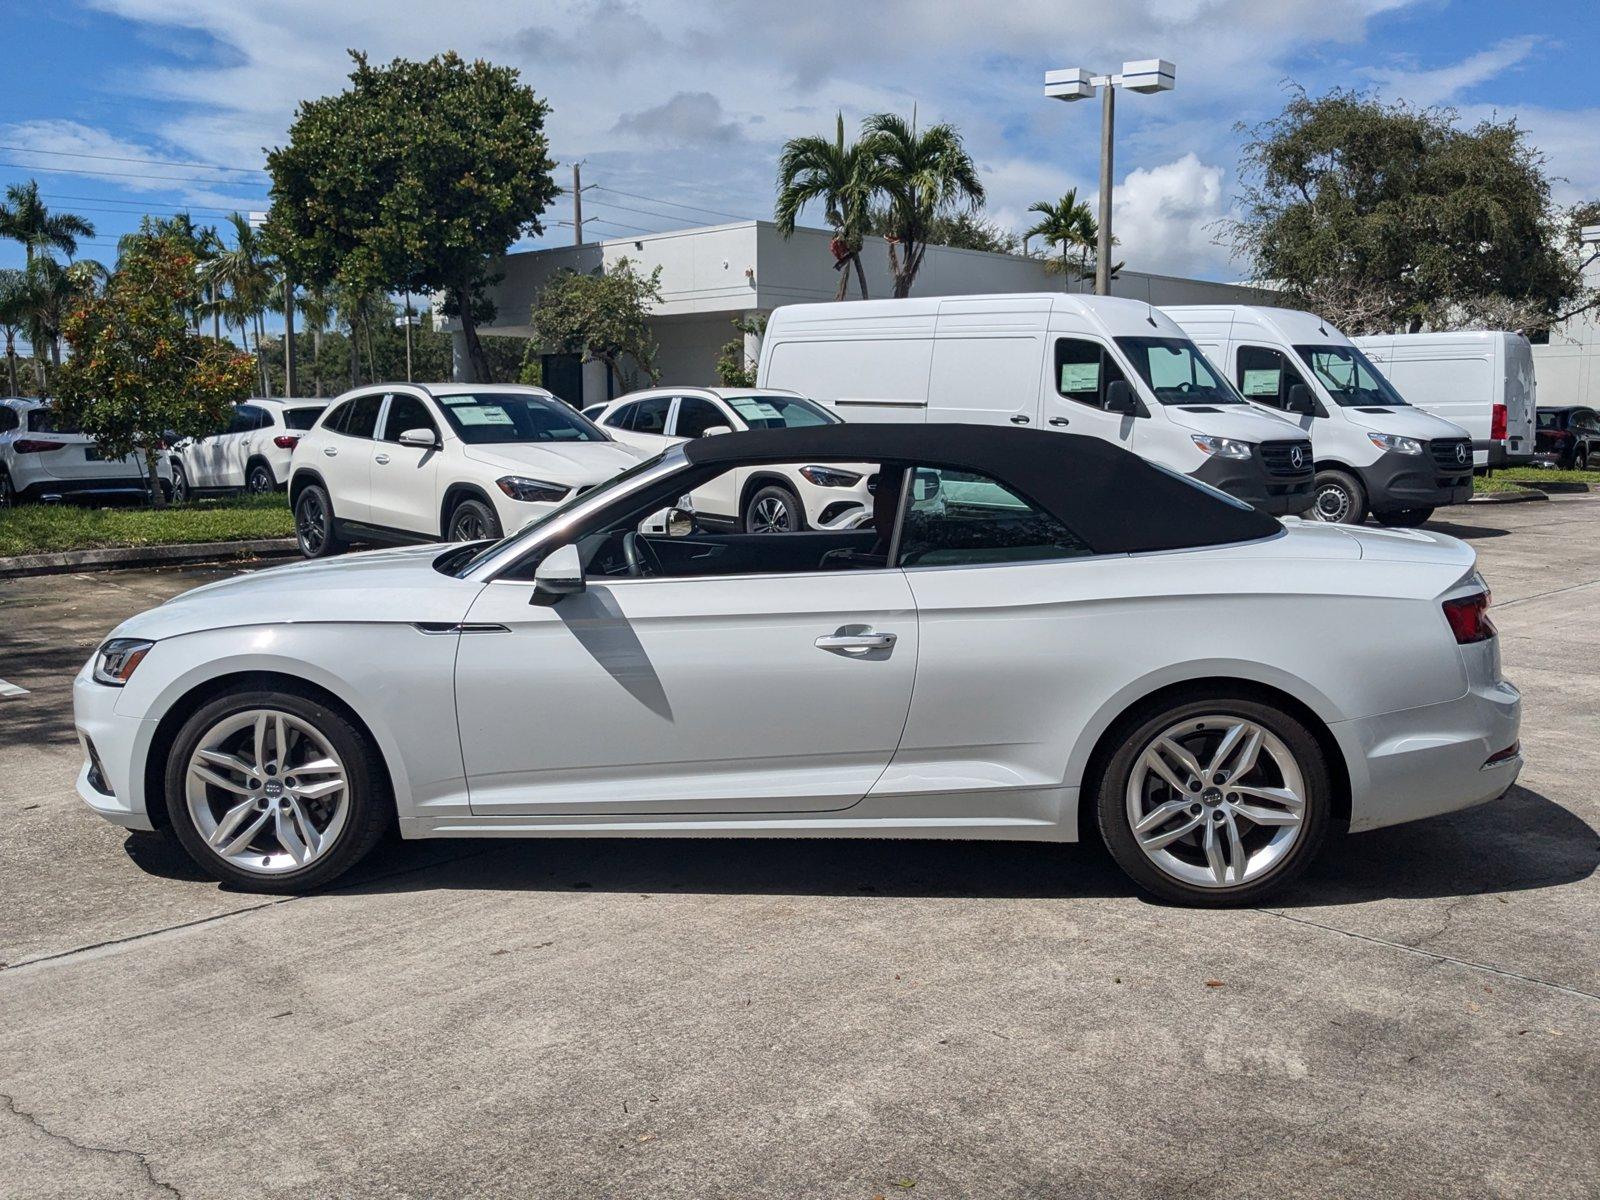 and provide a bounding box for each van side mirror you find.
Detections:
[531,543,585,605]
[1285,384,1316,415]
[1104,380,1141,416]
